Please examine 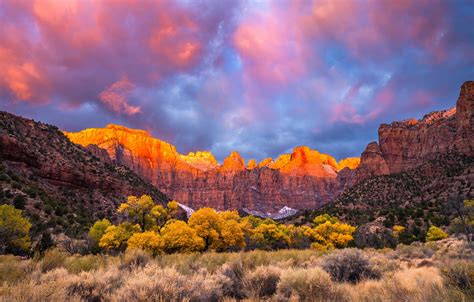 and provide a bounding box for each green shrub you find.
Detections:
[13,195,26,209]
